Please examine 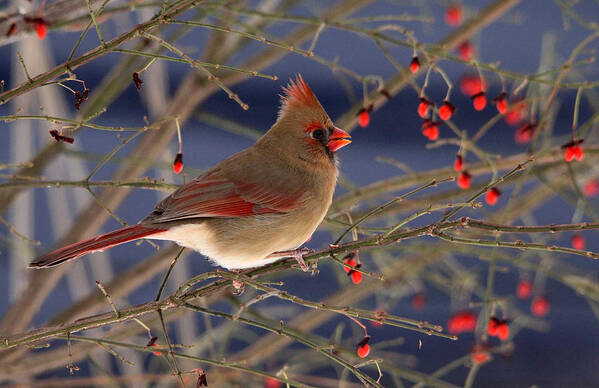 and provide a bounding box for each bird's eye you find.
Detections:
[312,129,325,140]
